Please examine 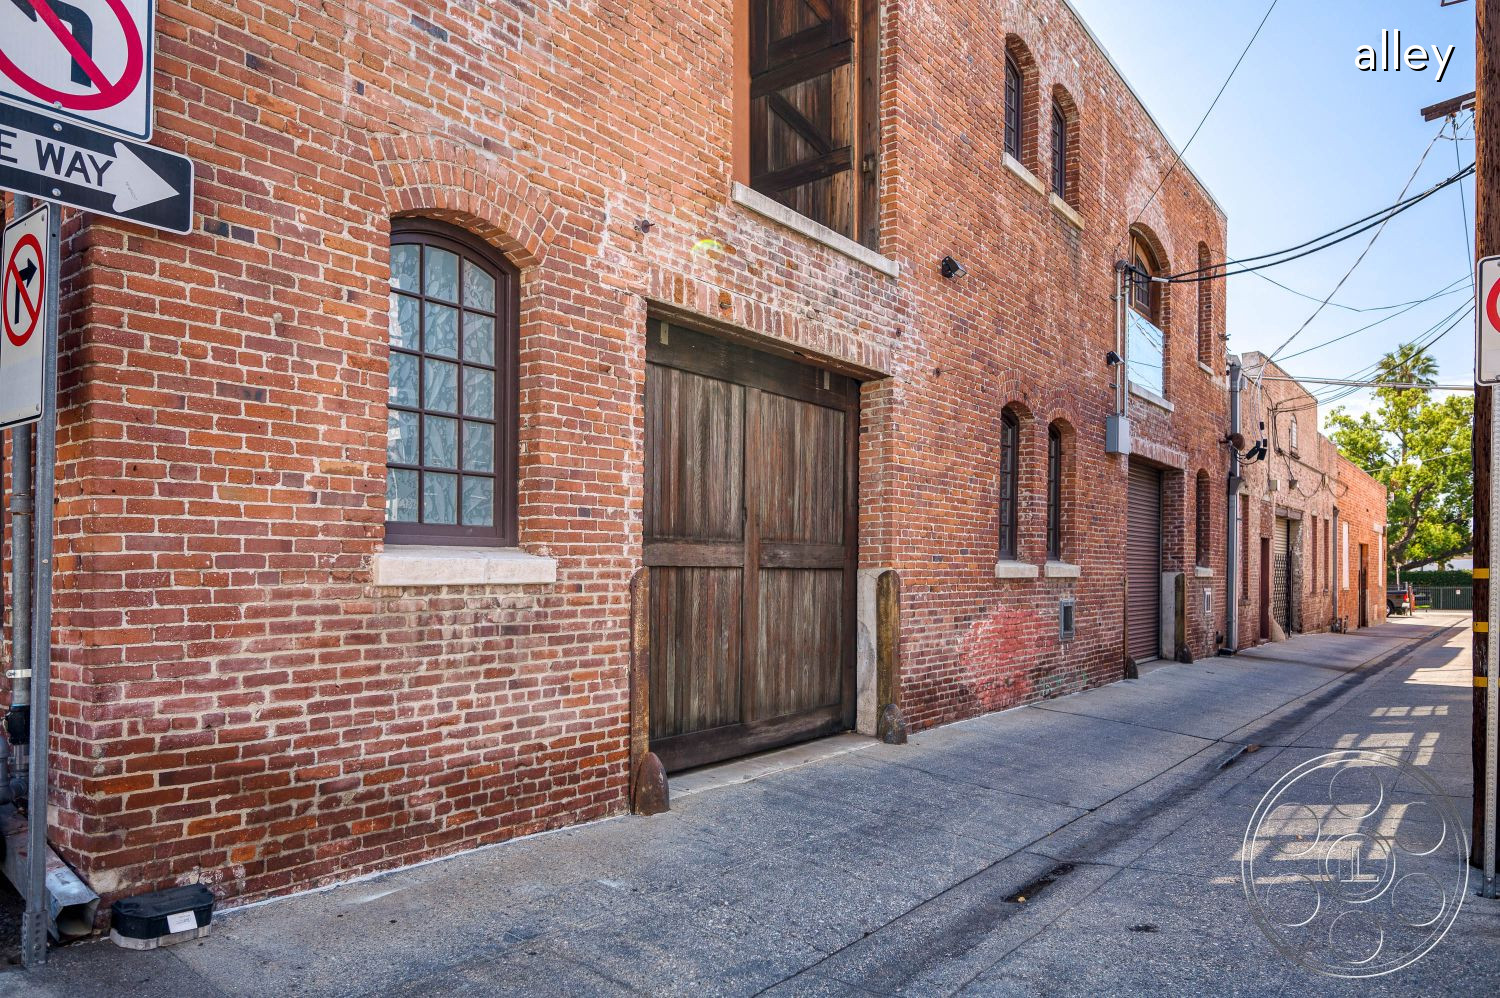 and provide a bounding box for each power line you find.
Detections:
[1120,0,1280,245]
[1165,162,1474,284]
[1274,275,1474,365]
[1261,123,1450,368]
[1259,376,1474,390]
[1249,269,1470,313]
